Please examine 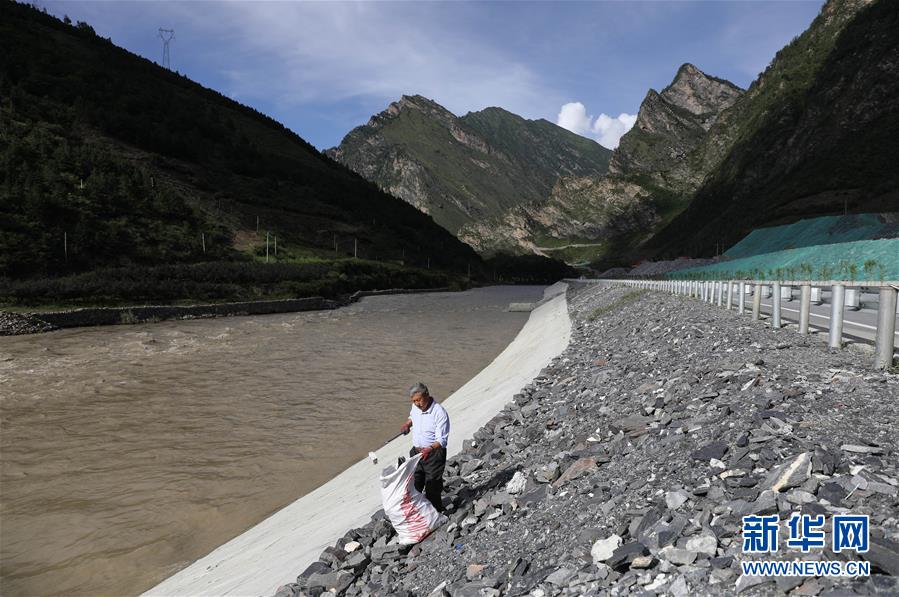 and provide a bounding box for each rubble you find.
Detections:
[274,283,899,596]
